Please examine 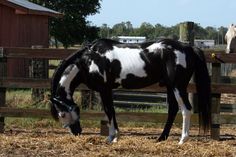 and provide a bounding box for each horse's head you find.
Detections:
[50,47,87,135]
[50,97,82,135]
[225,24,236,53]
